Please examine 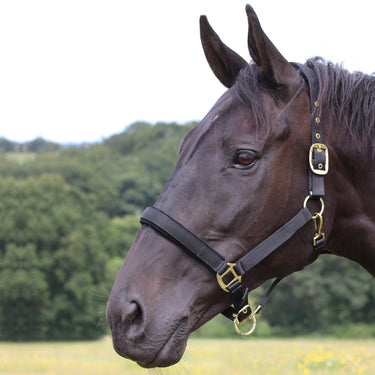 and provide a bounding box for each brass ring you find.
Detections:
[233,304,257,336]
[303,196,324,216]
[234,314,257,336]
